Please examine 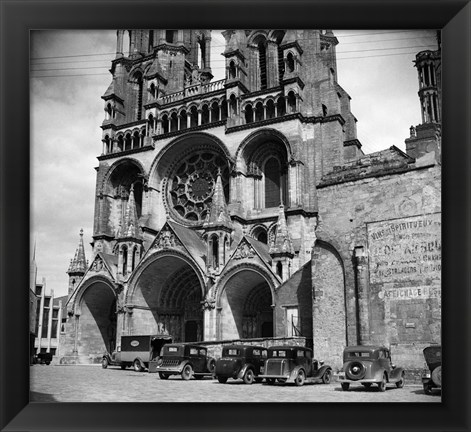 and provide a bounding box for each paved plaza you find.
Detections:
[30,364,441,403]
